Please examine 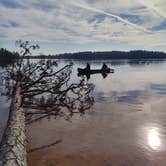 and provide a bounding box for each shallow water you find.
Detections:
[18,59,166,165]
[0,68,10,141]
